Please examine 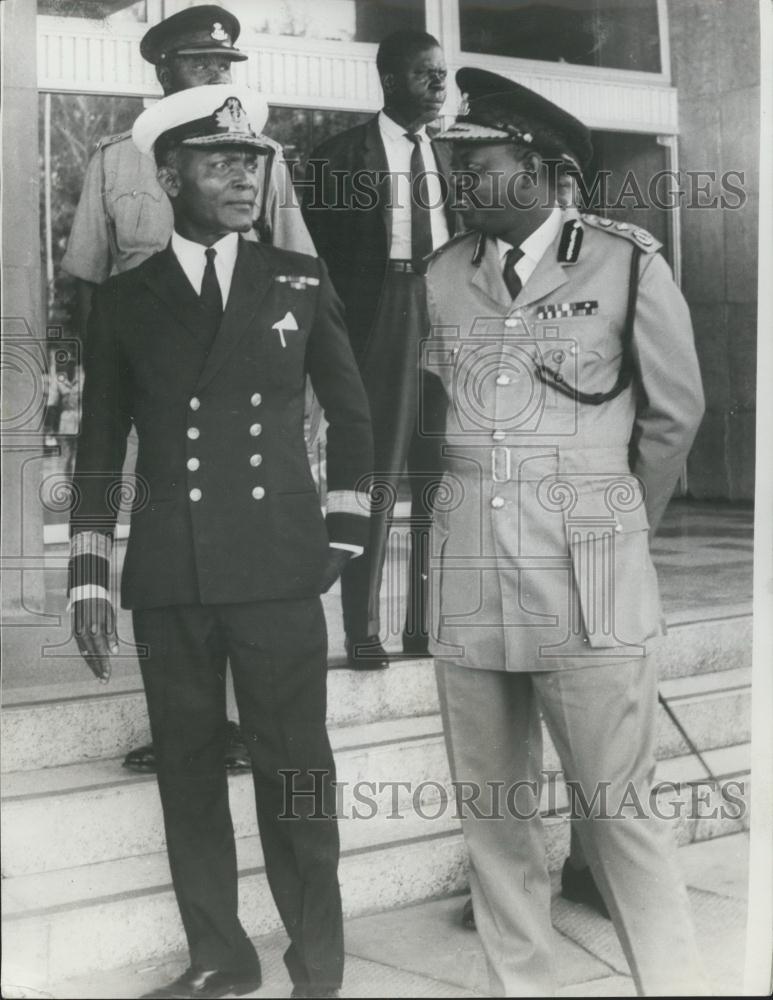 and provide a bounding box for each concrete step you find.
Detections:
[1,612,752,772]
[2,668,751,877]
[1,743,750,987]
